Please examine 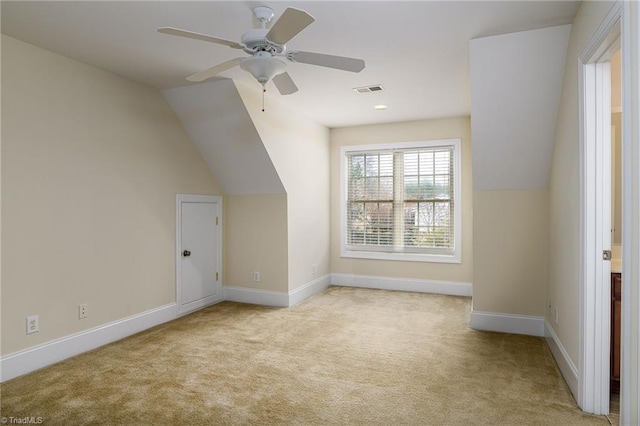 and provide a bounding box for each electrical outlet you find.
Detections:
[26,315,39,334]
[253,271,260,282]
[78,303,88,319]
